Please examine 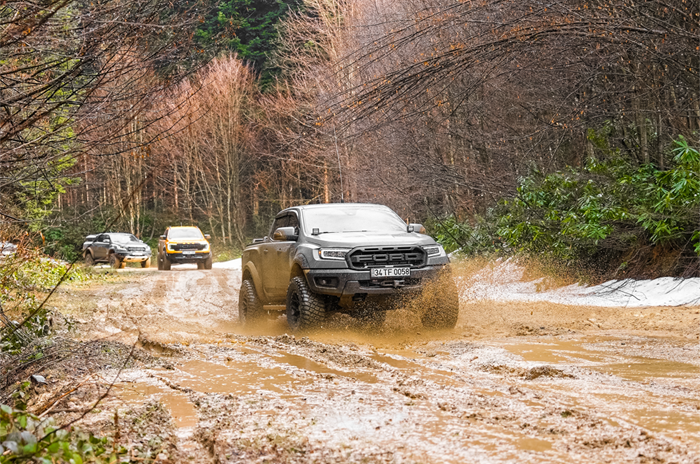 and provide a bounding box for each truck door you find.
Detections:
[261,215,288,299]
[270,212,299,295]
[94,234,108,260]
